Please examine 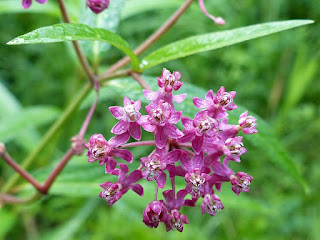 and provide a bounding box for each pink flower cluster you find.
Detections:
[85,68,258,232]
